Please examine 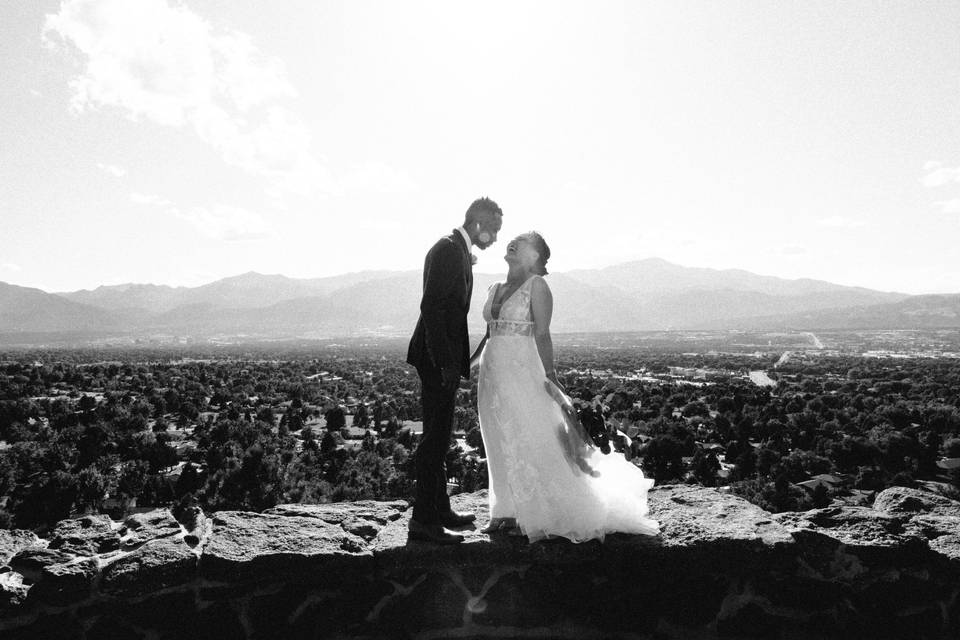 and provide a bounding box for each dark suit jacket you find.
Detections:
[407,230,473,378]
